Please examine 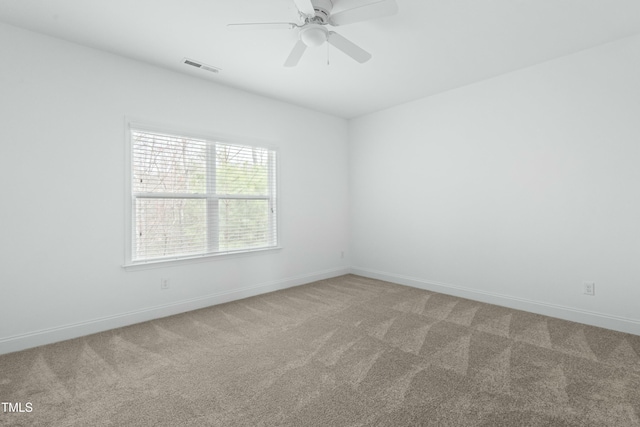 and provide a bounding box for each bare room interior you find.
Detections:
[1,0,639,425]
